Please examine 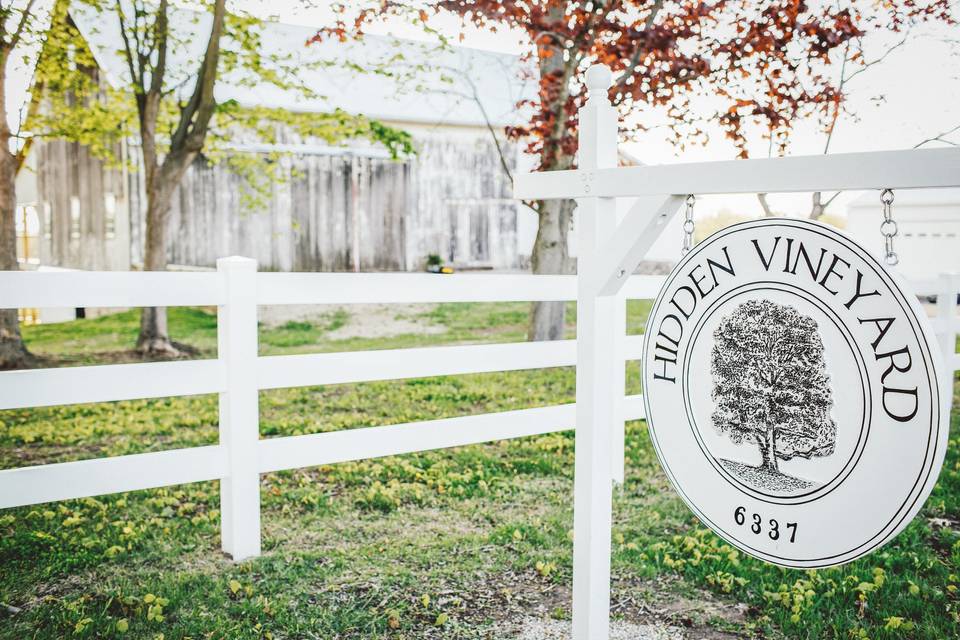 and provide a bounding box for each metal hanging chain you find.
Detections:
[681,194,696,256]
[880,188,898,267]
